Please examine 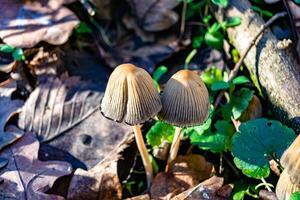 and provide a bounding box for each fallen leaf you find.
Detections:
[18,75,132,168]
[0,86,24,151]
[259,190,278,200]
[150,154,212,200]
[126,0,179,32]
[0,0,79,48]
[171,176,225,200]
[101,34,180,72]
[67,133,134,200]
[0,132,72,199]
[239,95,263,122]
